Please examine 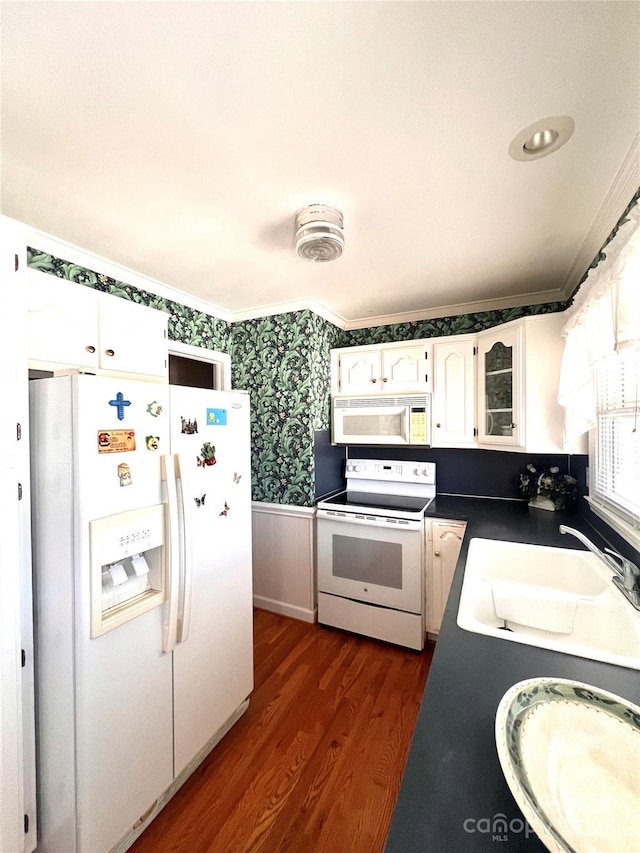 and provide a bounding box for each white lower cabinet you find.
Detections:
[425,519,466,636]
